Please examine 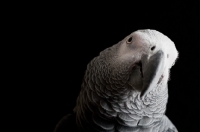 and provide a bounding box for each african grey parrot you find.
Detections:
[54,29,178,132]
